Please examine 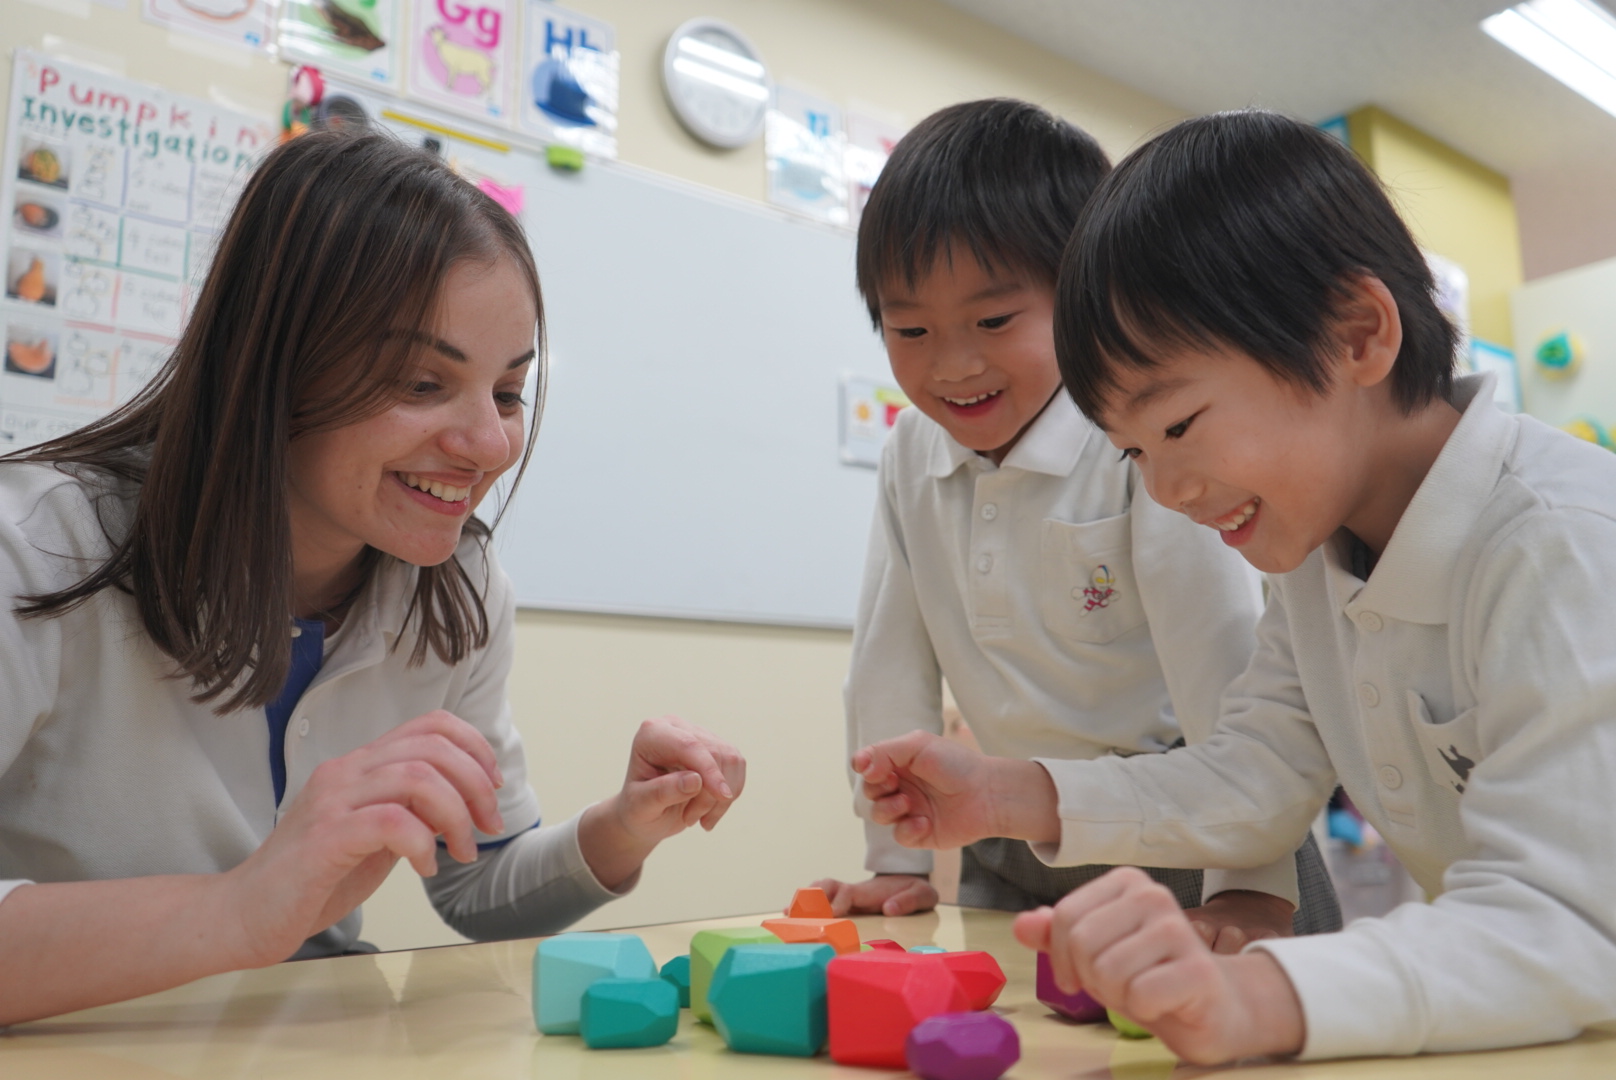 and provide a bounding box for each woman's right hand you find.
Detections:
[221,709,504,966]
